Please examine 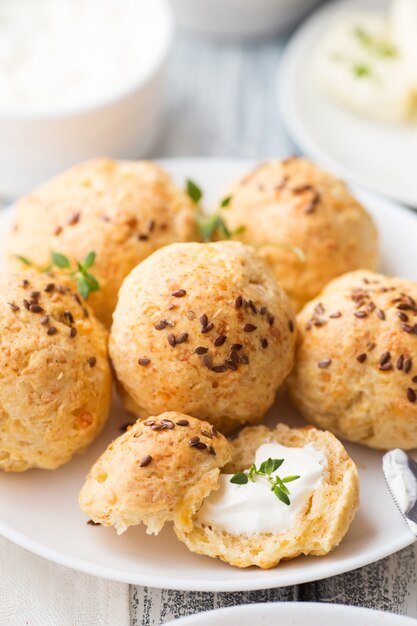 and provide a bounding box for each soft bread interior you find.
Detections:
[175,423,359,569]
